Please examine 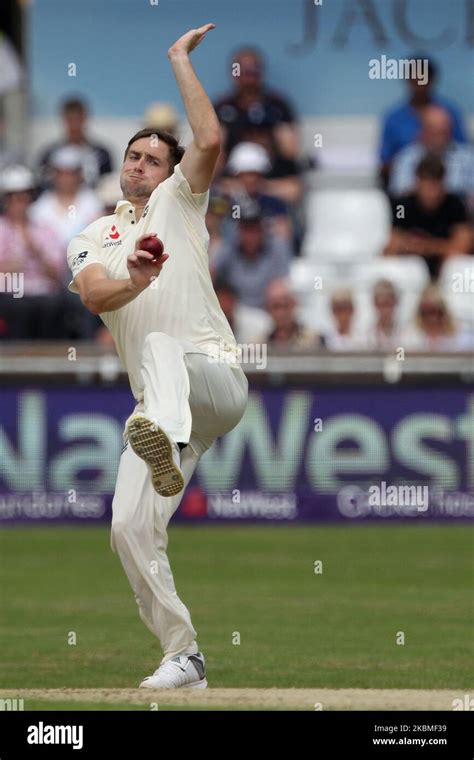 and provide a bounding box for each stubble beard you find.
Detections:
[120,175,154,202]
